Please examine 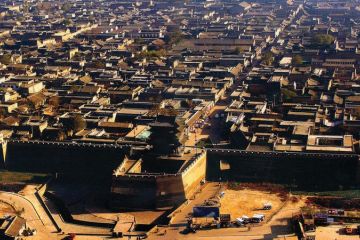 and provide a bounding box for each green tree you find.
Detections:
[0,54,11,64]
[64,115,86,132]
[73,115,86,132]
[164,30,184,46]
[311,34,334,48]
[57,130,66,141]
[0,108,6,119]
[61,3,72,12]
[262,52,274,66]
[92,60,105,69]
[49,96,60,107]
[23,1,30,13]
[138,49,167,59]
[234,47,244,54]
[292,55,303,66]
[282,88,297,100]
[64,18,73,26]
